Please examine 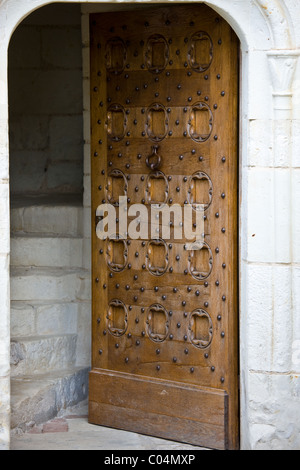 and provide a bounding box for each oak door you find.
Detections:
[89,4,239,450]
